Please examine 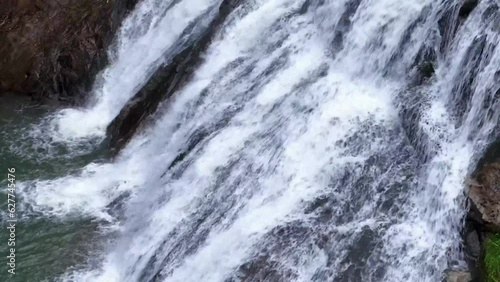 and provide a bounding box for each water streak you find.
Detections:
[18,0,500,281]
